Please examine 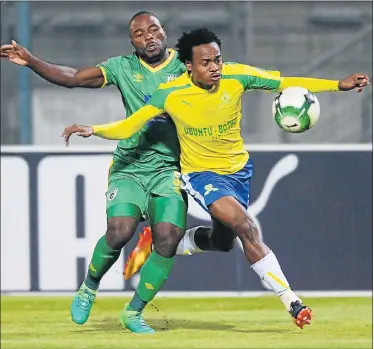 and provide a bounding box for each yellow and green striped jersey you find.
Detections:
[96,63,282,174]
[93,62,339,175]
